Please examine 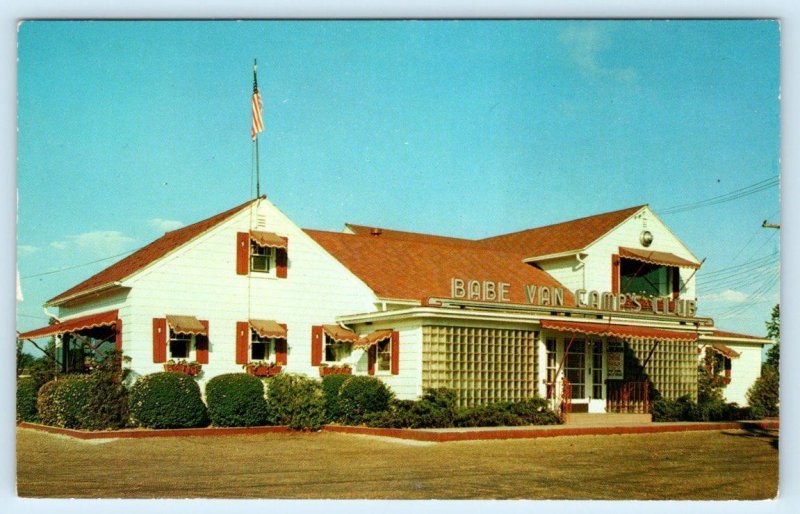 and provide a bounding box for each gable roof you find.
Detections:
[477,205,646,257]
[304,229,575,305]
[47,198,259,305]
